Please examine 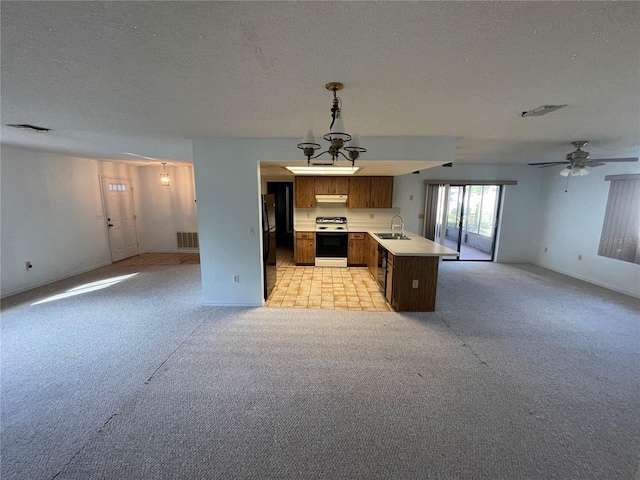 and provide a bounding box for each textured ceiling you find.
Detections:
[1,1,639,167]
